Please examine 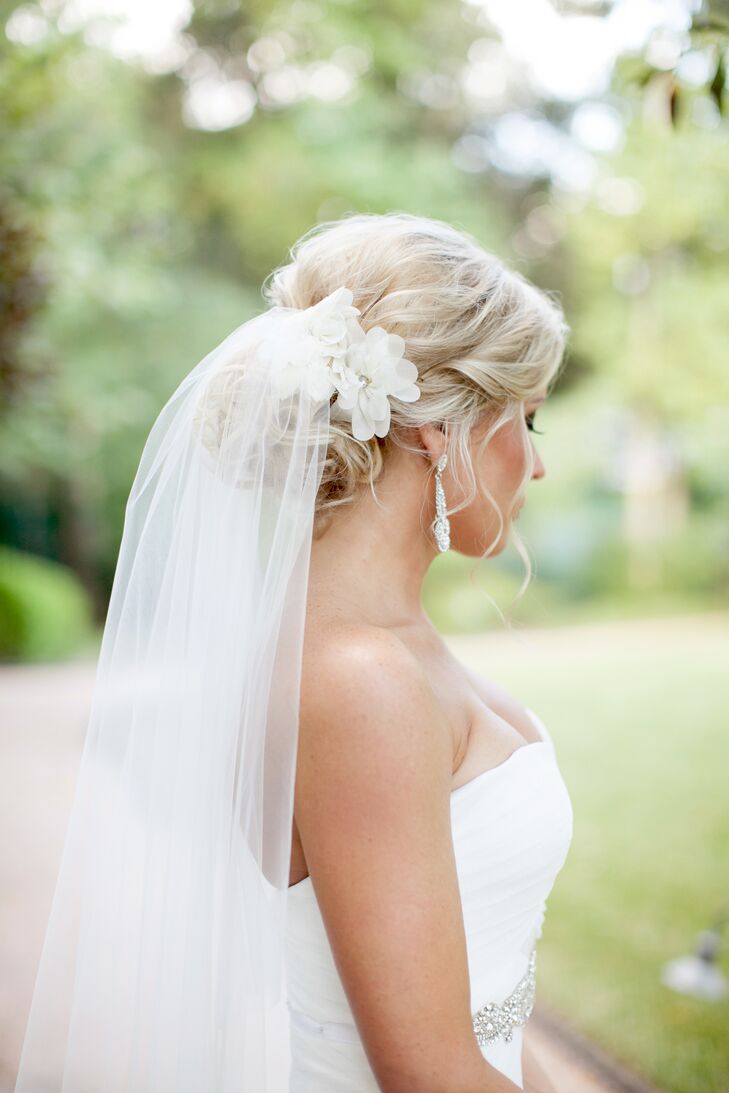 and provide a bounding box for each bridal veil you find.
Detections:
[14,300,336,1091]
